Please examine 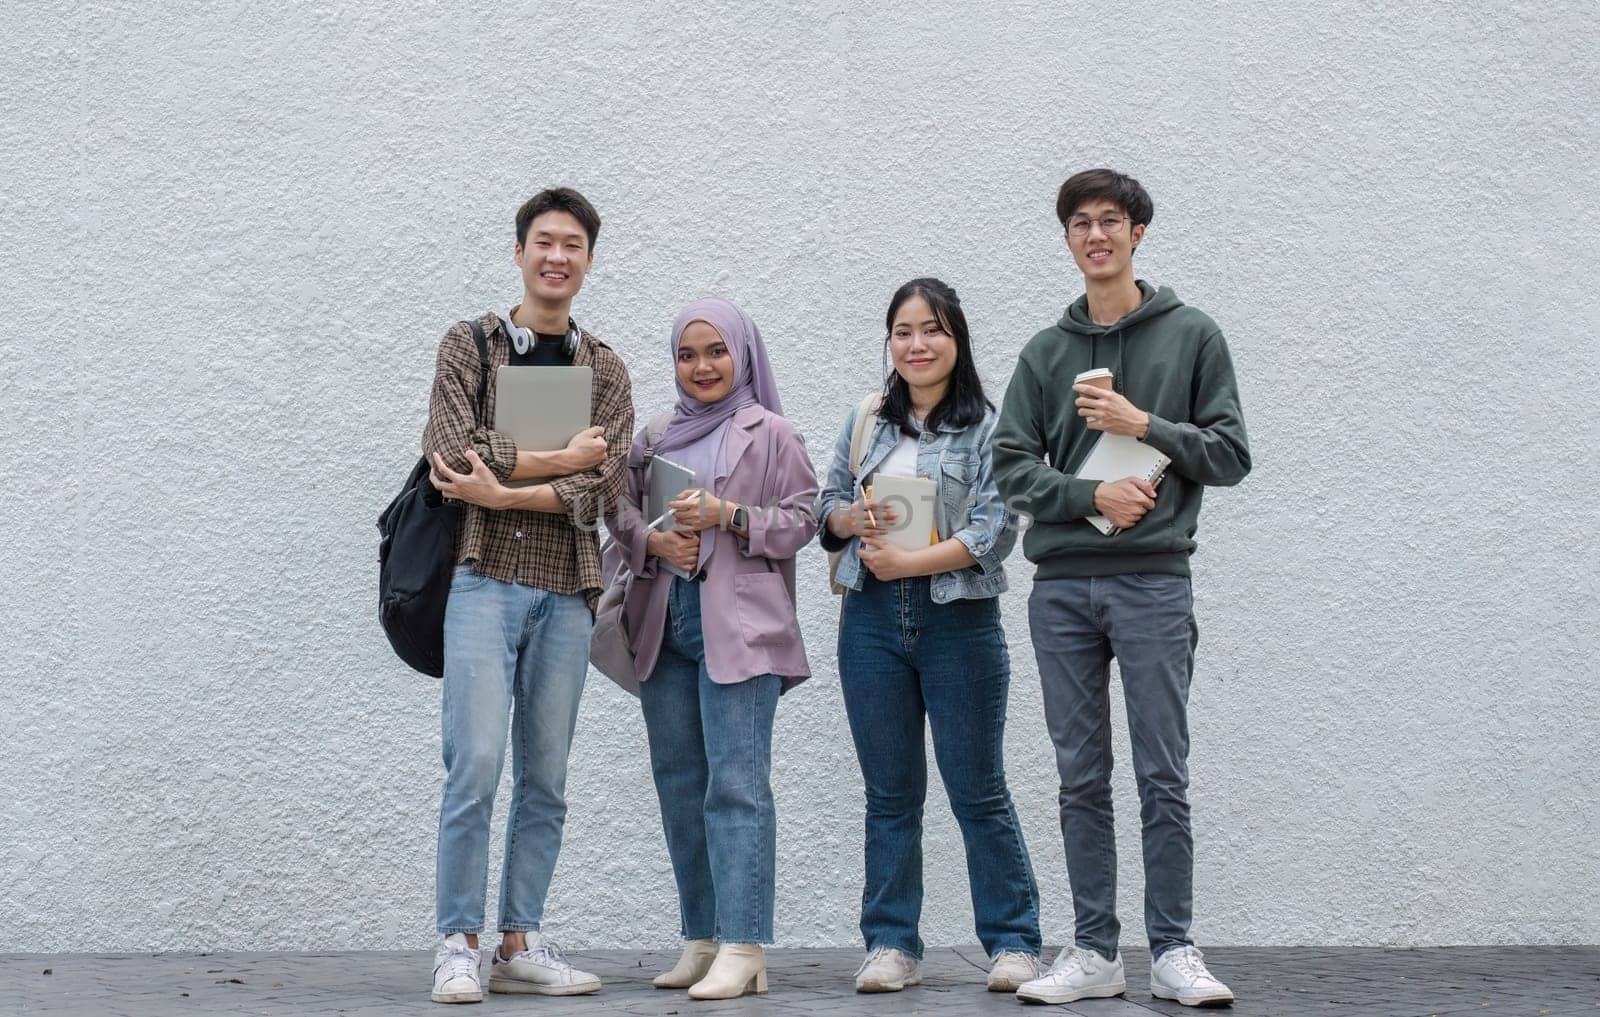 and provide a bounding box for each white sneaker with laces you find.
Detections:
[1150,945,1234,1007]
[431,934,482,1004]
[987,949,1041,992]
[487,933,602,996]
[1015,945,1125,1004]
[853,946,922,992]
